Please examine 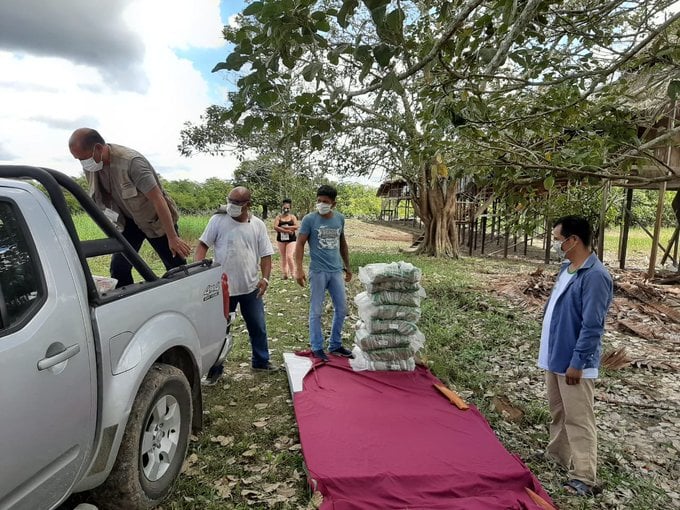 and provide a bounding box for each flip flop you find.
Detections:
[563,479,601,496]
